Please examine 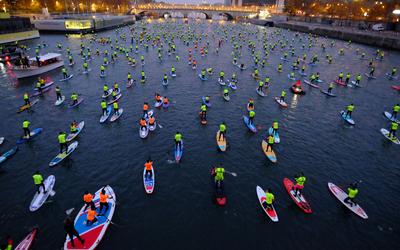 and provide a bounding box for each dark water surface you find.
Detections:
[0,20,399,249]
